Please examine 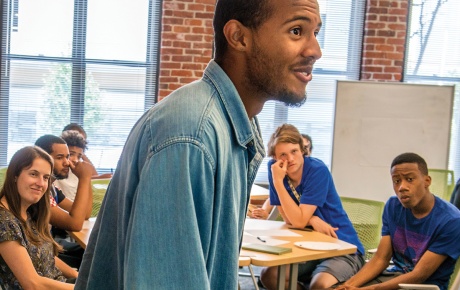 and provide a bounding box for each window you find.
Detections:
[0,0,162,171]
[404,0,460,179]
[255,0,366,183]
